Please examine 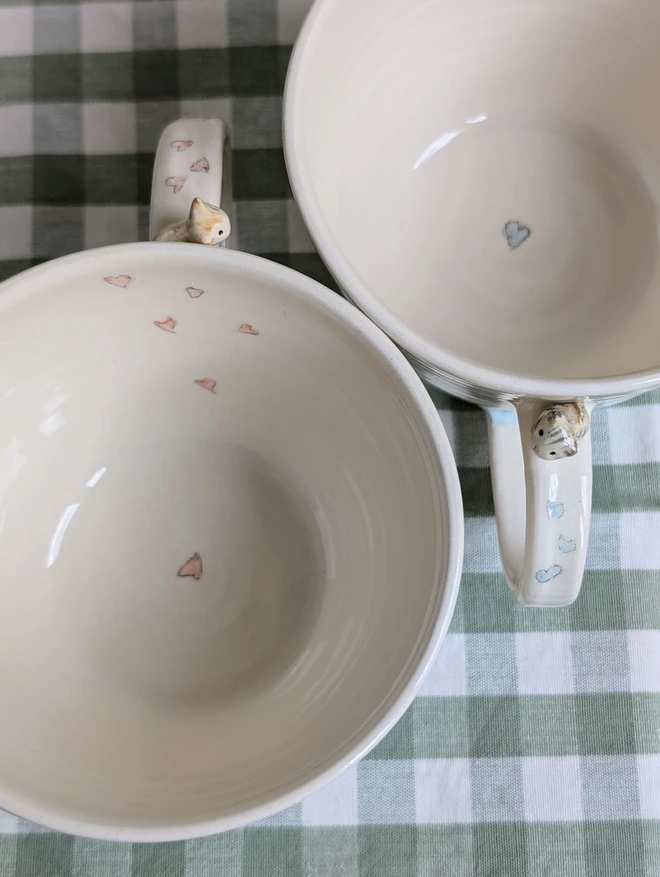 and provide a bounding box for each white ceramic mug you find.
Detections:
[0,118,463,838]
[284,0,660,607]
